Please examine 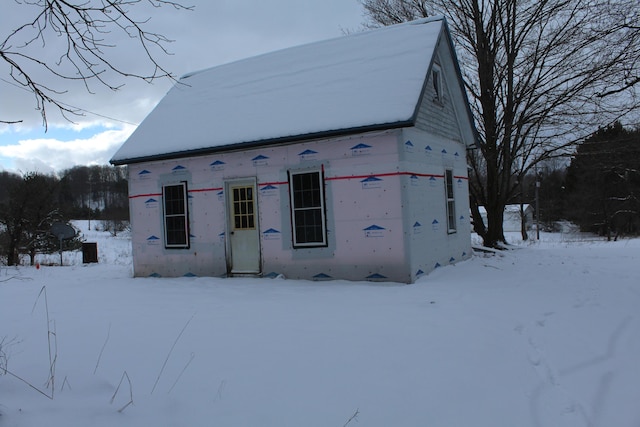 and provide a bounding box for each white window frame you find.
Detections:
[445,169,457,233]
[288,169,328,248]
[162,182,190,248]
